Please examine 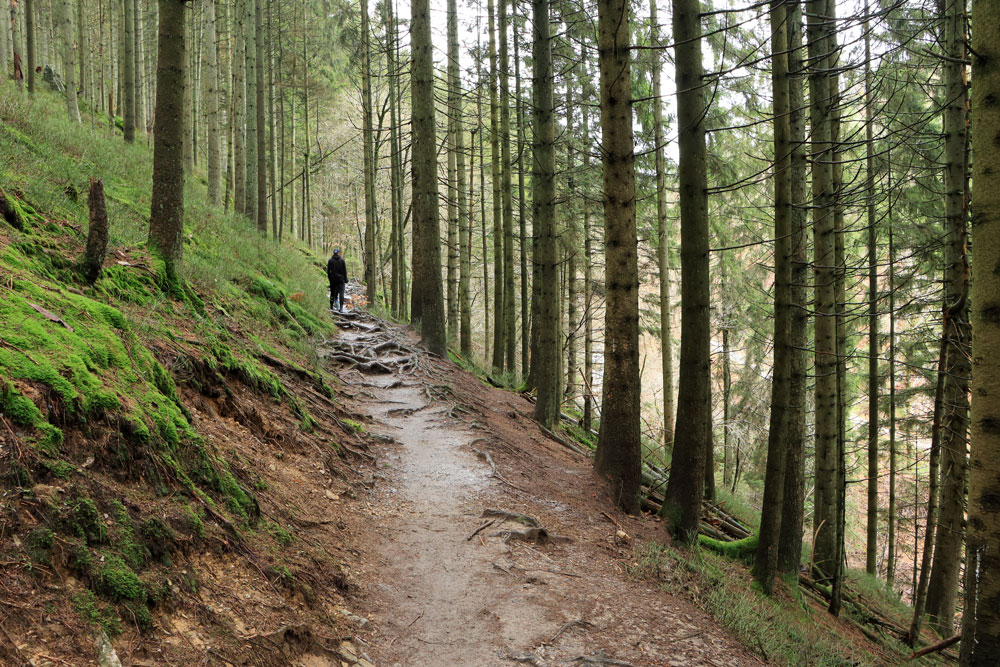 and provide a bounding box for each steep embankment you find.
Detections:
[0,86,379,665]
